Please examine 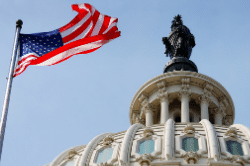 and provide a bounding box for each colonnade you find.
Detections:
[139,90,226,126]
